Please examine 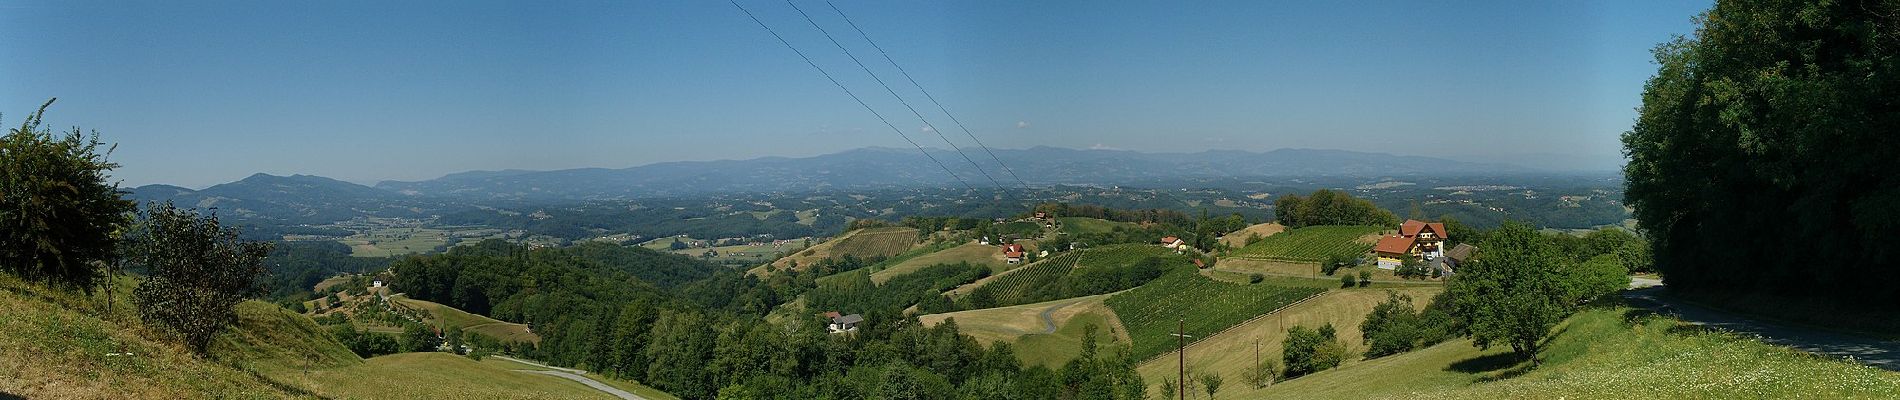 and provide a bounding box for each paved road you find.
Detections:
[1037,300,1081,334]
[516,370,643,400]
[1621,285,1900,371]
[496,355,644,399]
